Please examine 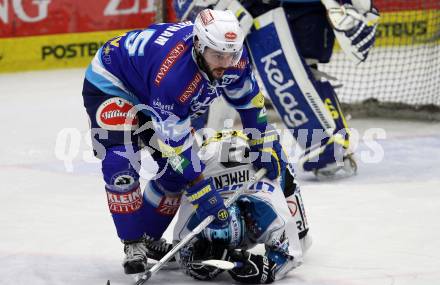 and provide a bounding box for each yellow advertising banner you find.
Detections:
[0,30,126,73]
[375,9,440,46]
[1,10,438,73]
